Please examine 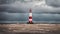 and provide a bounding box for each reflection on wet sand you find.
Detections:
[0,24,60,34]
